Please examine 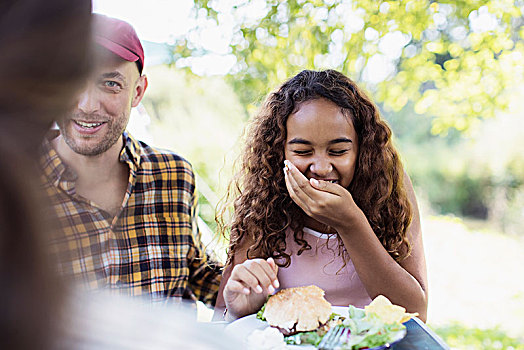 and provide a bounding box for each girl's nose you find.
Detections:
[309,157,333,177]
